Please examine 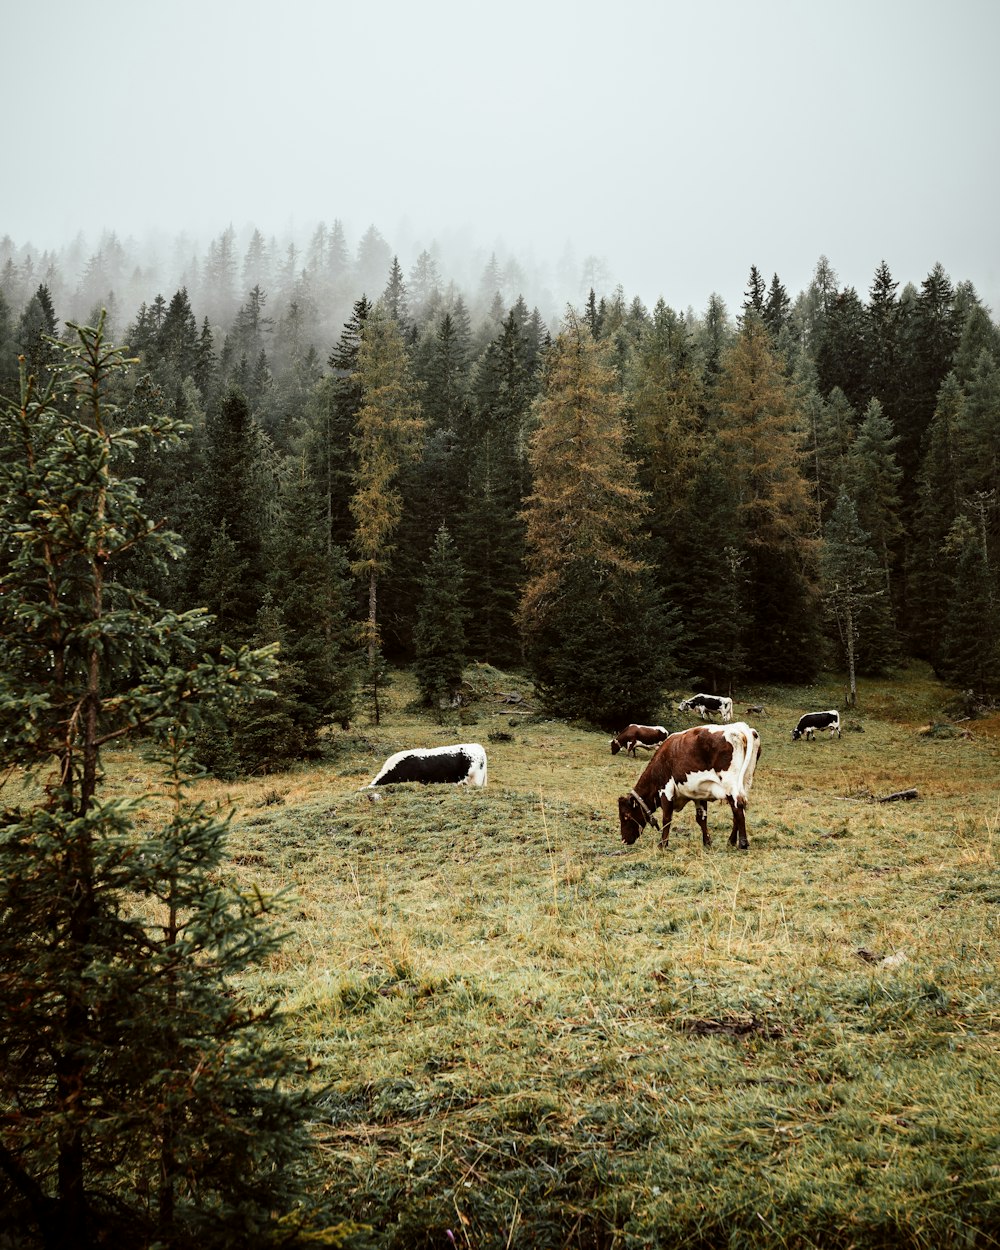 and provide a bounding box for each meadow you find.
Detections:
[111,664,1000,1248]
